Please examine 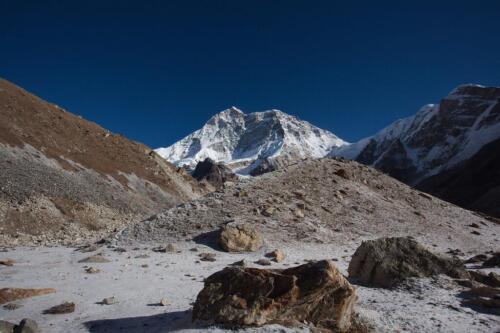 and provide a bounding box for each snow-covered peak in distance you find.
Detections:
[156,107,347,174]
[331,83,500,184]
